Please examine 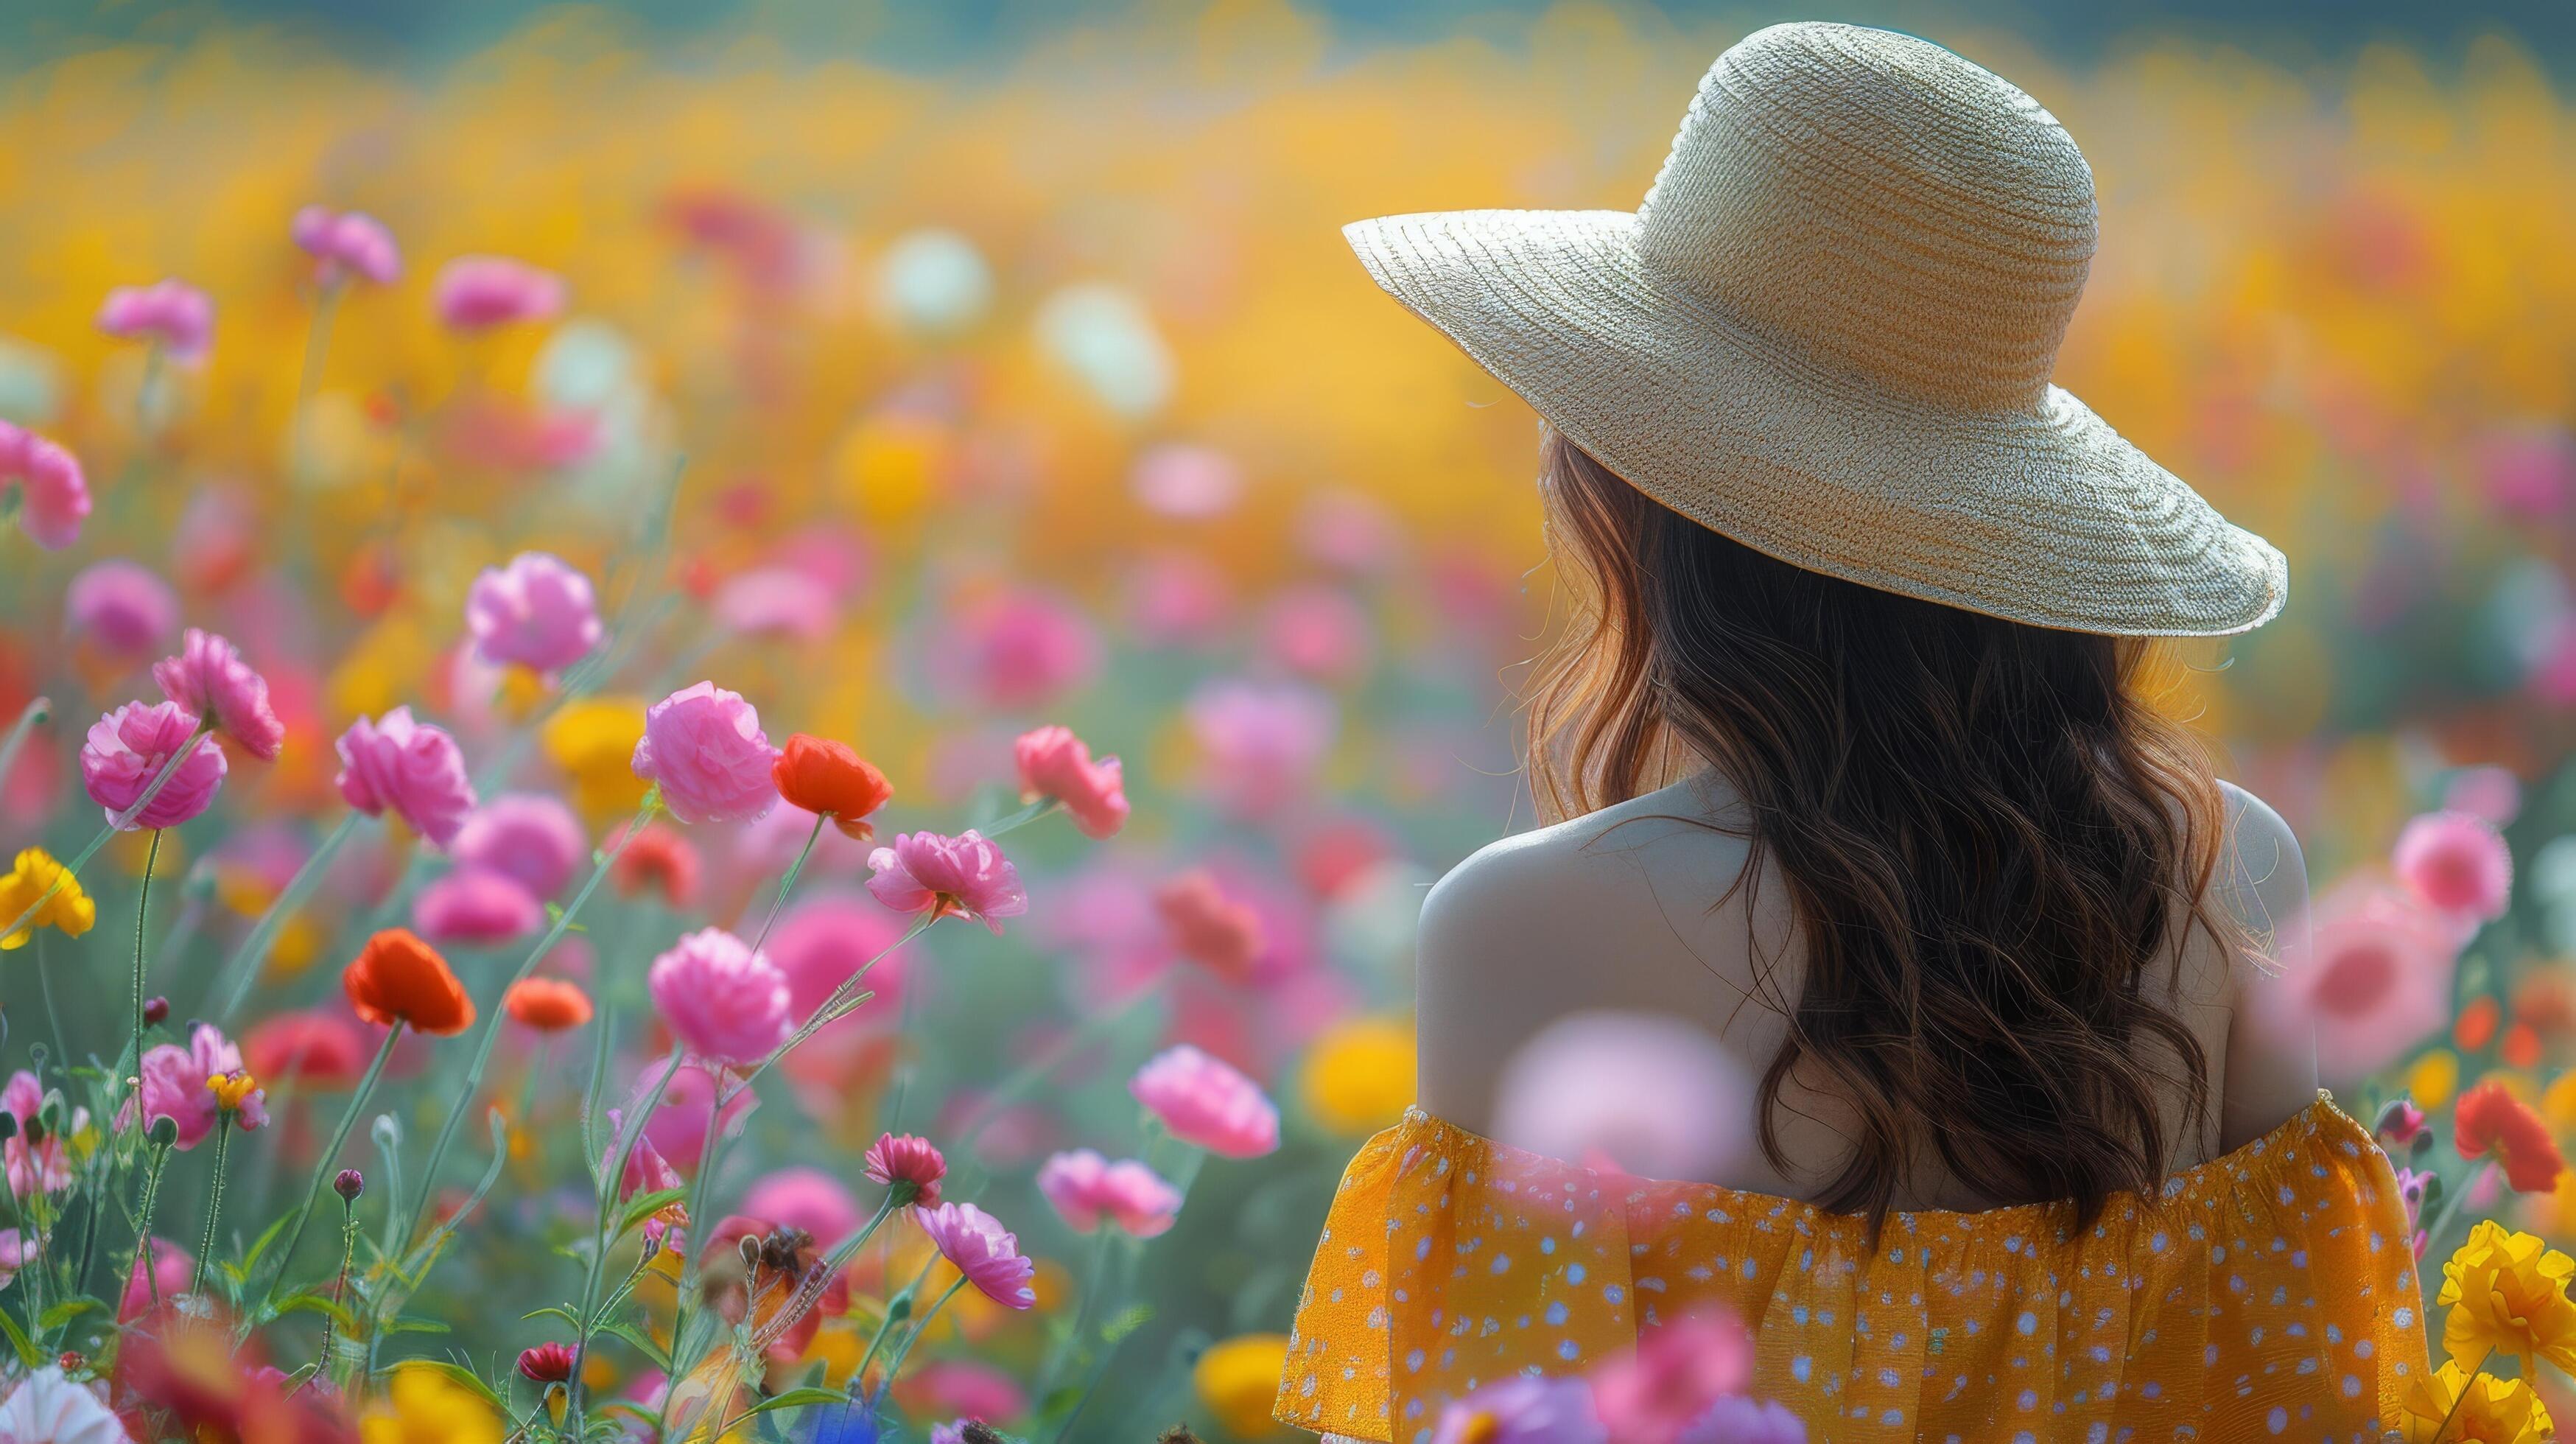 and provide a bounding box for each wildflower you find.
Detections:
[766,893,910,1026]
[1428,1378,1606,1444]
[362,1361,505,1444]
[1,1073,80,1198]
[2412,1049,2463,1111]
[713,566,839,642]
[743,1167,863,1247]
[631,681,779,825]
[81,701,226,830]
[0,1365,133,1444]
[0,421,89,550]
[2376,1098,2430,1149]
[465,552,601,674]
[1191,1334,1294,1439]
[335,707,477,847]
[1013,725,1128,839]
[204,1070,264,1124]
[647,927,793,1066]
[117,1240,191,1322]
[343,928,476,1035]
[866,831,1027,934]
[542,695,650,820]
[633,1058,751,1169]
[0,848,96,950]
[1129,1045,1280,1158]
[863,1133,946,1206]
[242,1011,370,1088]
[411,866,544,945]
[152,628,284,762]
[516,1343,577,1384]
[123,1024,259,1149]
[335,1170,365,1202]
[1035,1149,1183,1238]
[504,977,594,1033]
[96,279,214,362]
[1154,870,1263,980]
[771,735,892,841]
[1299,1016,1417,1135]
[1186,678,1337,816]
[2457,1081,2566,1193]
[432,256,564,332]
[2394,807,2511,930]
[2400,1359,2552,1444]
[1131,441,1243,519]
[1493,1012,1749,1182]
[1590,1313,1755,1444]
[143,997,169,1026]
[2438,1220,2576,1378]
[1674,1398,1805,1444]
[600,1108,684,1204]
[608,820,701,906]
[292,206,401,286]
[1262,583,1376,682]
[945,589,1100,709]
[914,1202,1035,1310]
[66,560,178,659]
[451,793,588,899]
